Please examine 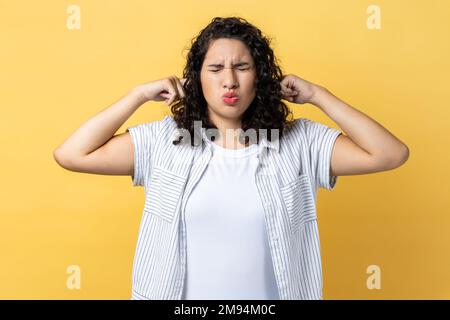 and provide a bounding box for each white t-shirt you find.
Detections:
[181,140,280,300]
